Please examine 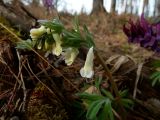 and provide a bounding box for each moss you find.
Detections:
[0,17,21,43]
